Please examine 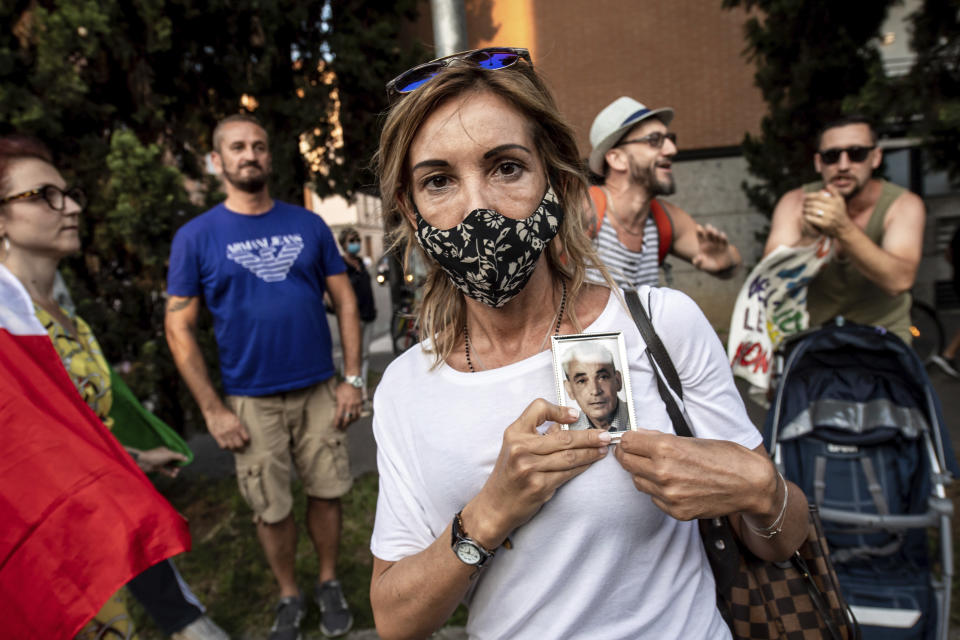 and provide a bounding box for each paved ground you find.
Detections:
[183,306,960,639]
